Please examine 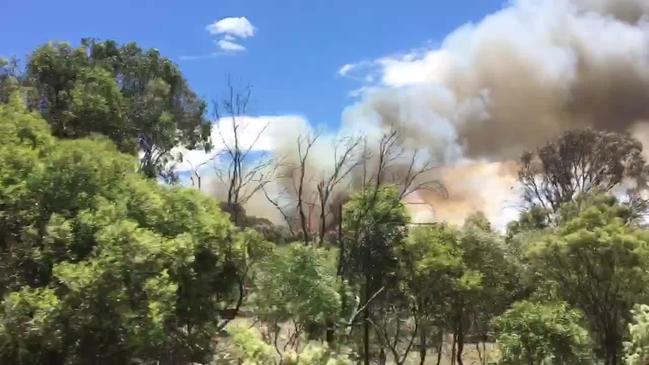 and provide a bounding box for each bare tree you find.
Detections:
[184,157,212,191]
[214,81,274,226]
[316,136,363,244]
[263,133,319,244]
[397,149,446,199]
[261,182,297,237]
[370,129,401,189]
[295,134,319,244]
[361,129,445,199]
